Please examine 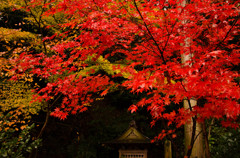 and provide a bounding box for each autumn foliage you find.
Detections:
[12,0,239,135]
